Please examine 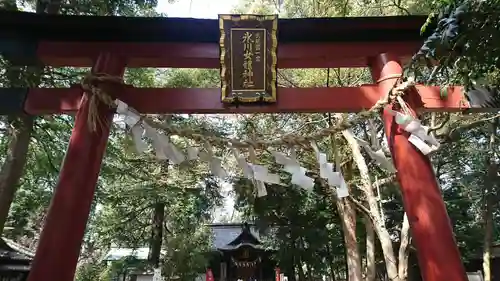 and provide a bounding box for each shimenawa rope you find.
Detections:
[80,73,415,149]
